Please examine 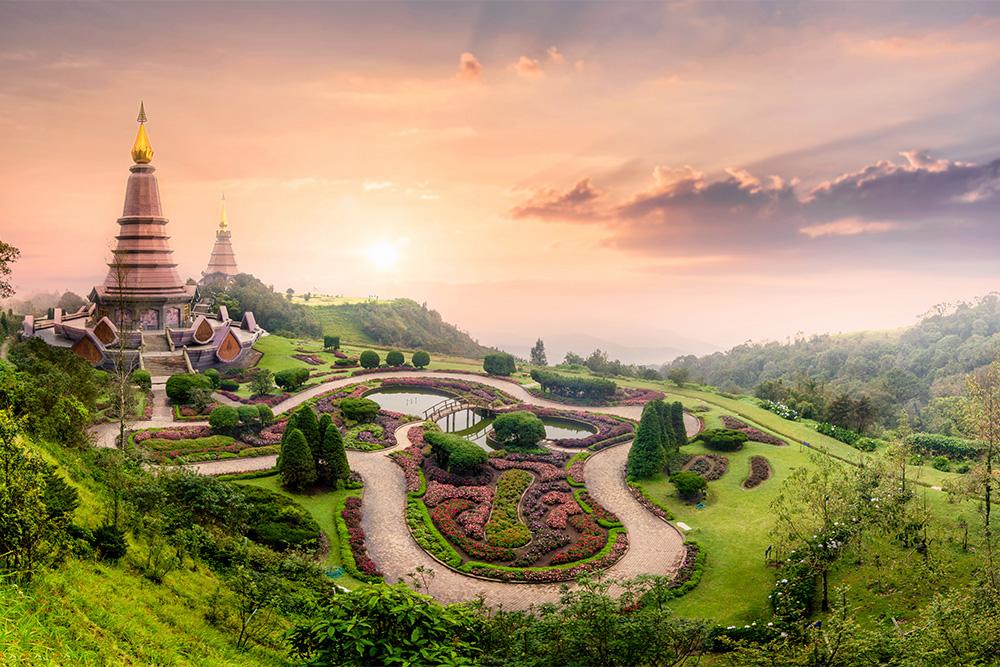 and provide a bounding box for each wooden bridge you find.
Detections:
[423,396,494,423]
